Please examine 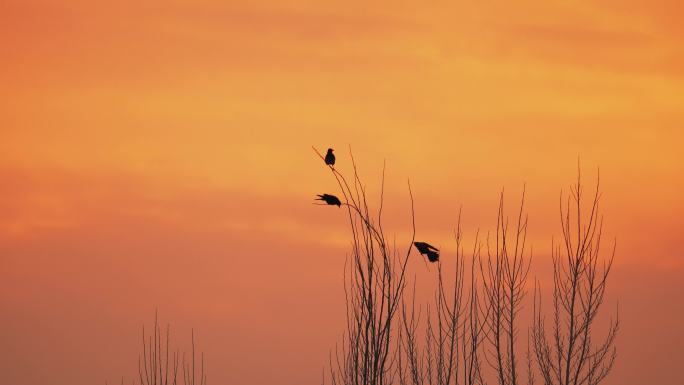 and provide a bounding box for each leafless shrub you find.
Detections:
[138,312,180,385]
[110,312,206,385]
